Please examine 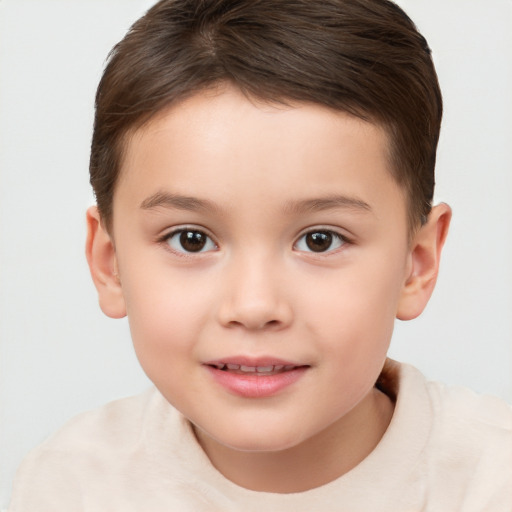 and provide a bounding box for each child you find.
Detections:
[9,0,512,510]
